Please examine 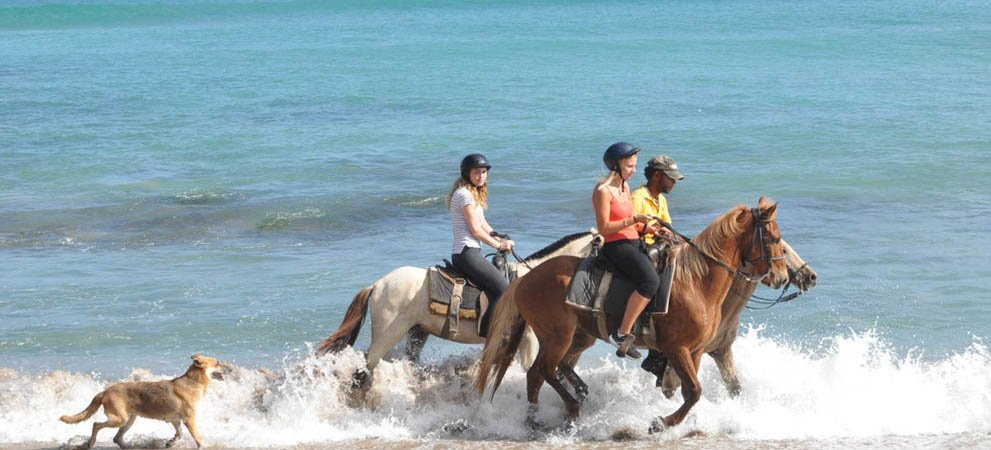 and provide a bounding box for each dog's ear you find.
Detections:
[192,354,204,367]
